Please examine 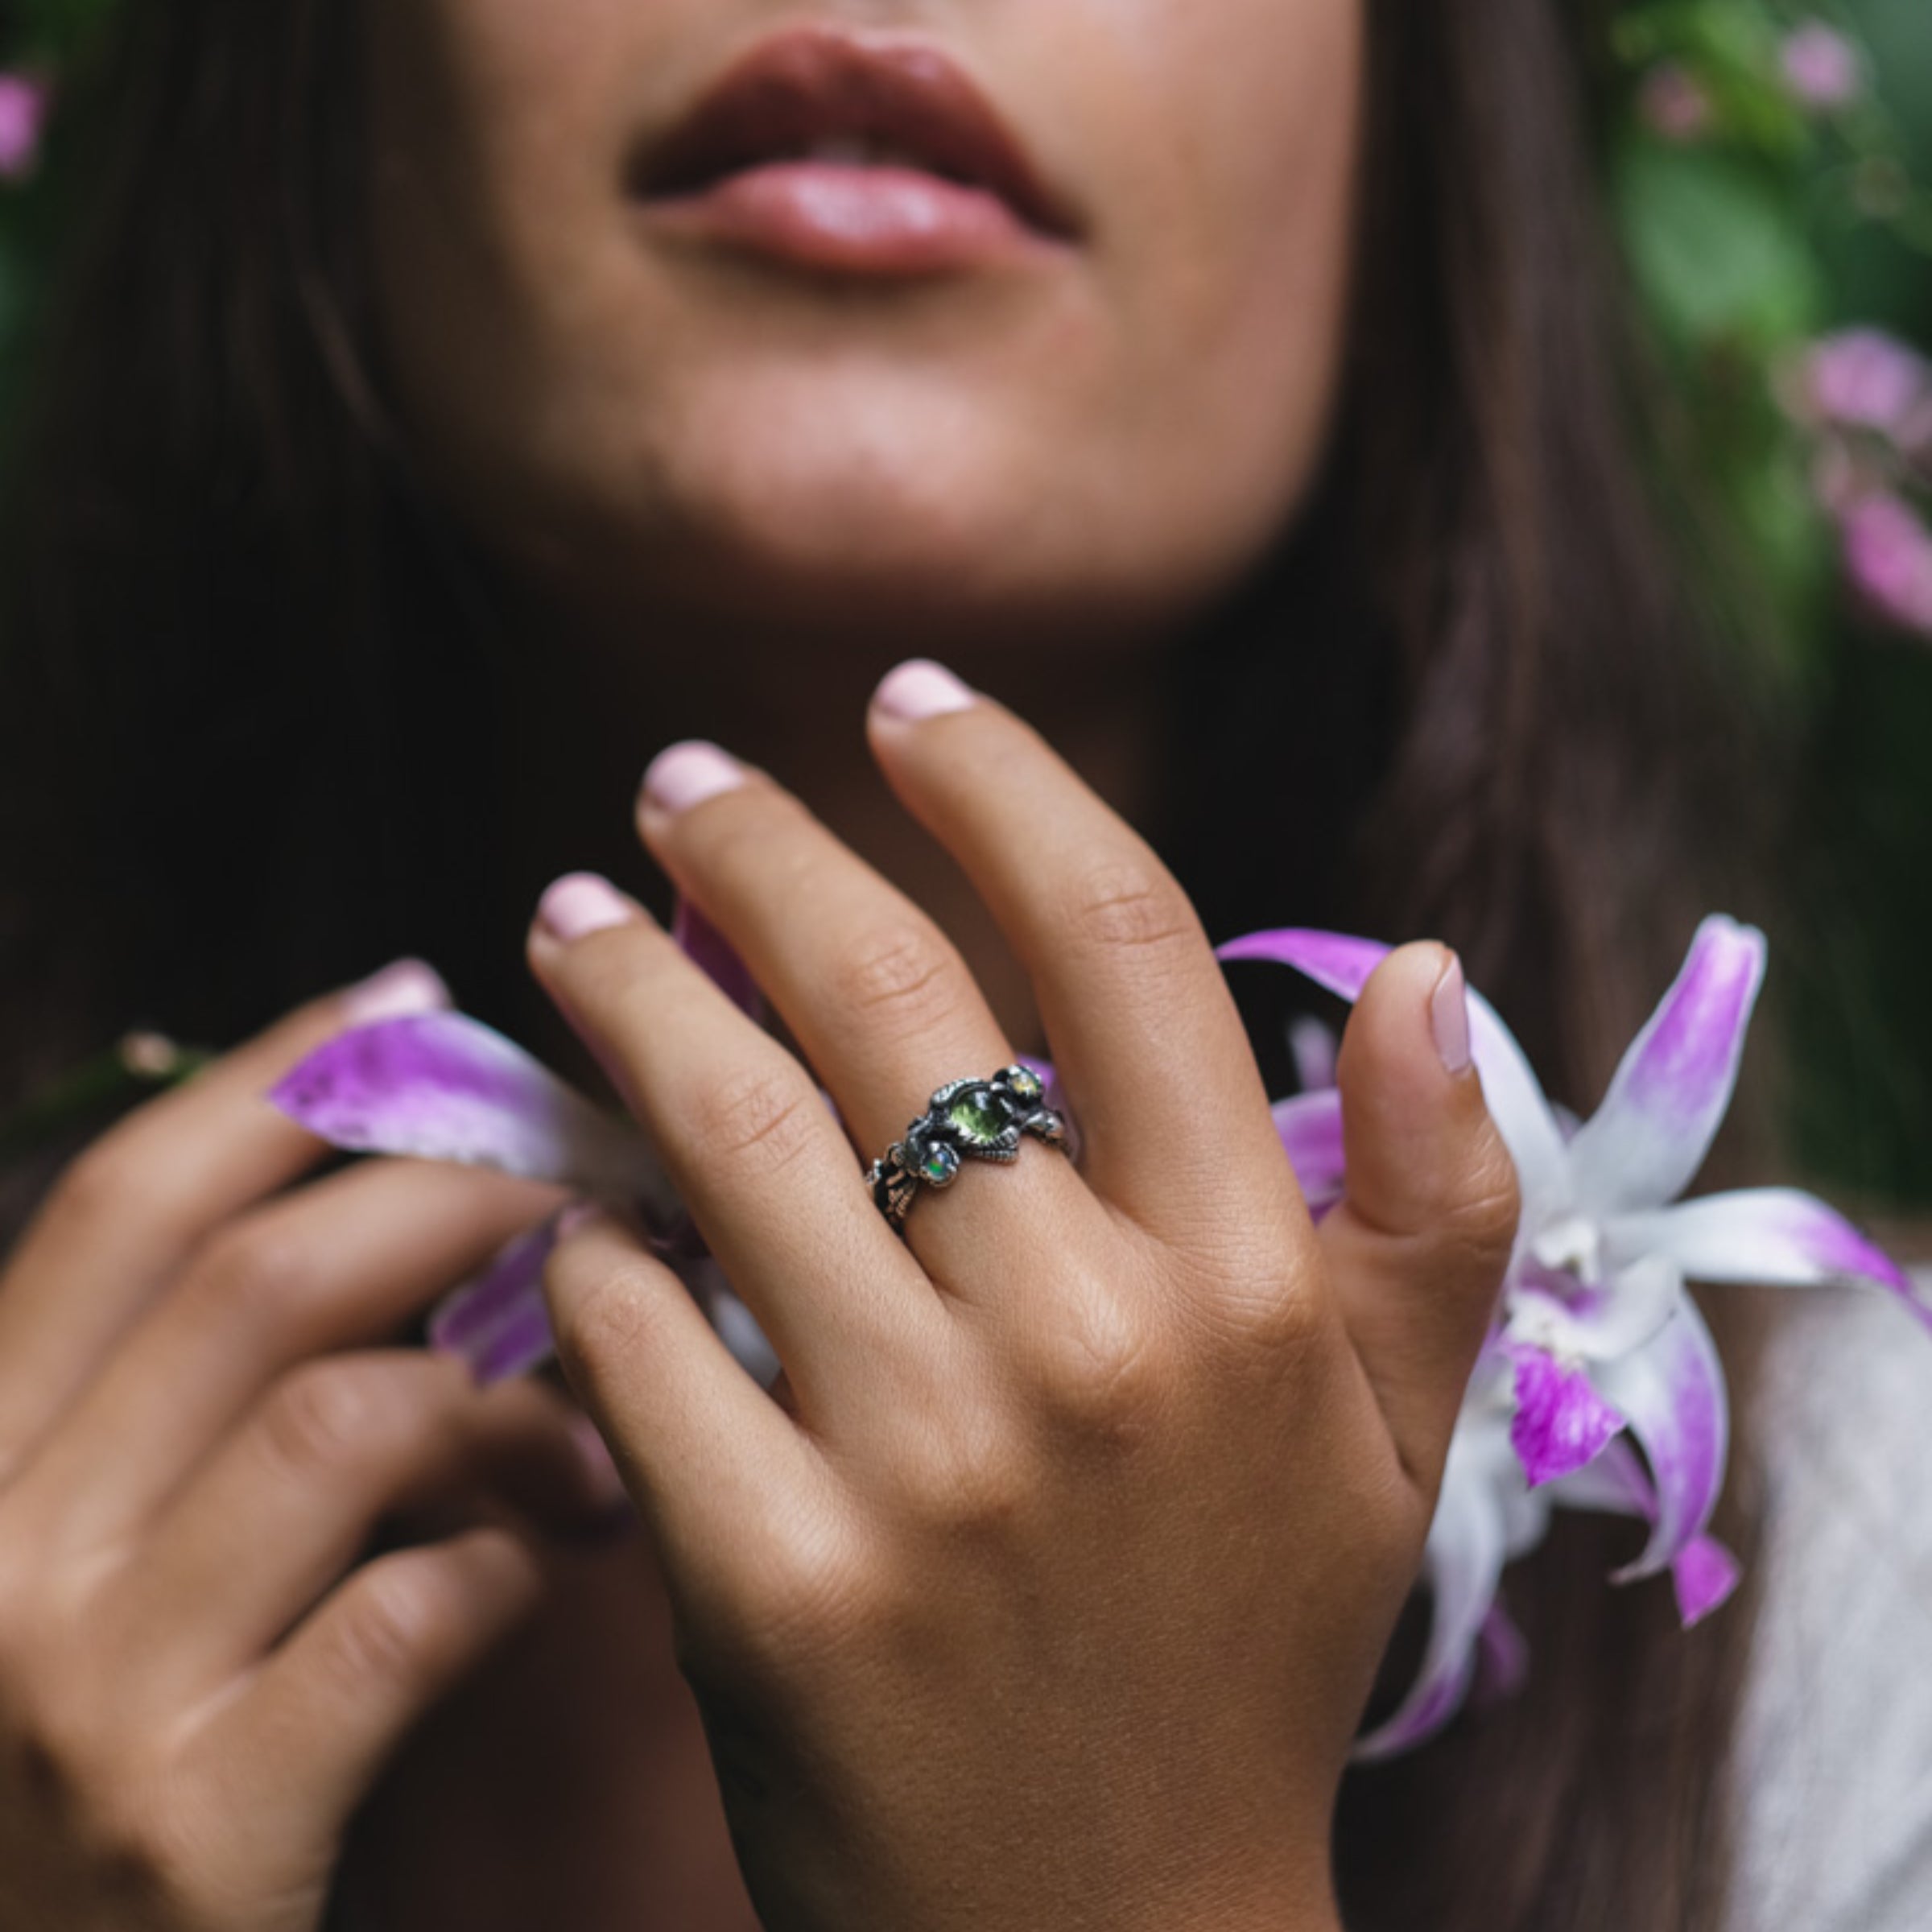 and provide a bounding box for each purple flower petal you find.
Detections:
[674,897,764,1021]
[1289,1017,1338,1095]
[1353,1459,1505,1761]
[271,1013,678,1226]
[1671,1534,1740,1627]
[1550,1439,1740,1628]
[1272,1089,1347,1216]
[1567,918,1766,1218]
[1591,1291,1729,1583]
[1610,1188,1927,1328]
[470,1298,560,1385]
[1505,1340,1624,1488]
[1220,928,1391,1001]
[1472,1600,1530,1707]
[1219,929,1562,1230]
[430,1220,559,1367]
